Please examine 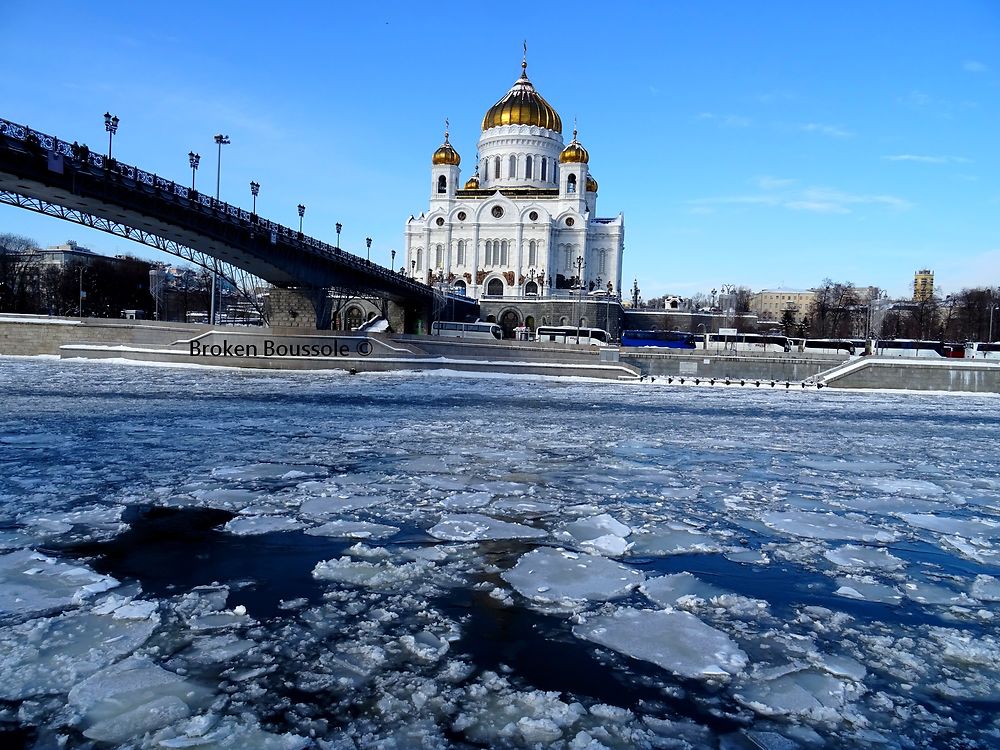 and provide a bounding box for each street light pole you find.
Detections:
[188,151,200,190]
[211,134,230,326]
[366,237,372,262]
[336,223,342,250]
[297,204,305,234]
[607,281,613,340]
[214,134,230,202]
[250,181,259,214]
[575,255,584,343]
[104,112,119,161]
[391,249,396,272]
